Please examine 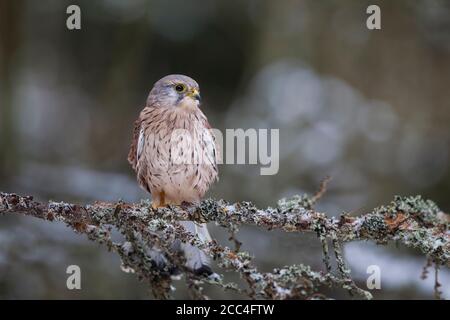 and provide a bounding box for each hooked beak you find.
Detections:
[189,89,201,104]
